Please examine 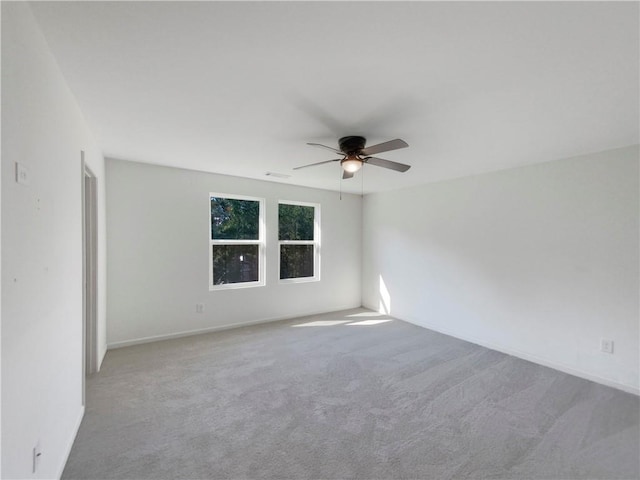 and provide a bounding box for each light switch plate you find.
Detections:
[16,162,30,186]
